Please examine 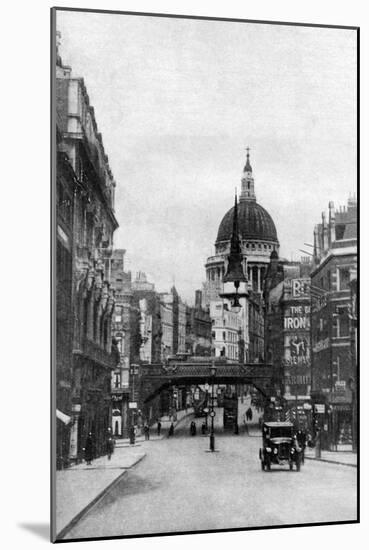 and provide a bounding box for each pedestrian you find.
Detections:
[106,427,115,460]
[296,429,306,463]
[84,432,94,465]
[201,421,207,435]
[157,419,162,436]
[129,425,135,445]
[190,421,197,436]
[234,422,239,435]
[168,422,174,437]
[144,423,150,440]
